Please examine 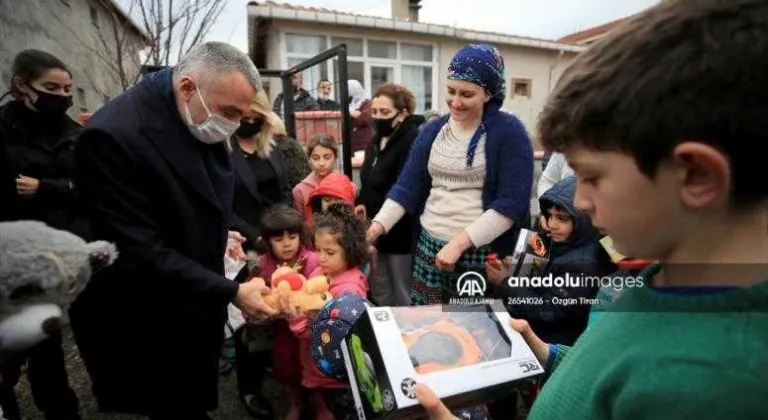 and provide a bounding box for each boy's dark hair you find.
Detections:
[313,202,369,269]
[259,205,309,255]
[537,0,768,207]
[311,195,341,214]
[8,50,71,99]
[307,134,338,158]
[543,203,569,219]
